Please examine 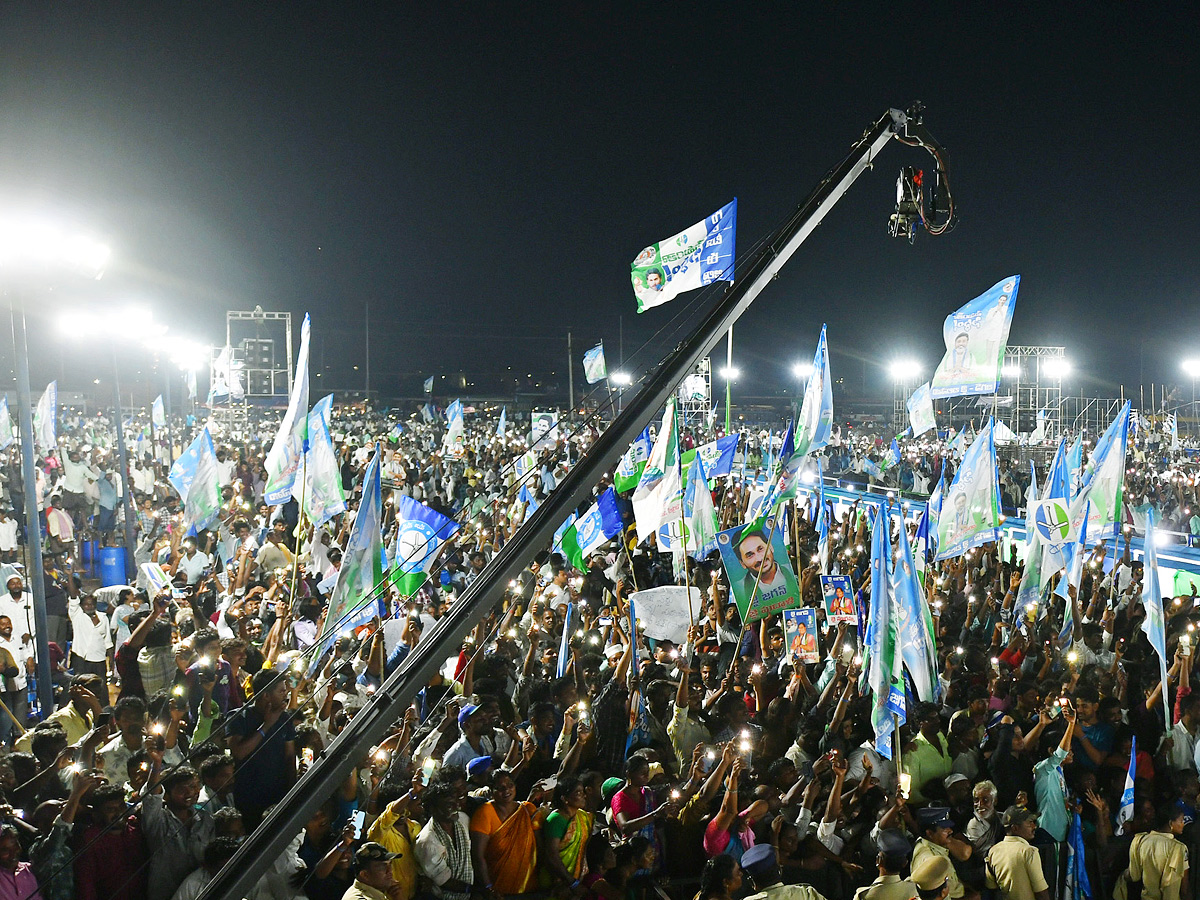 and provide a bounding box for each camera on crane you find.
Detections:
[888,166,923,243]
